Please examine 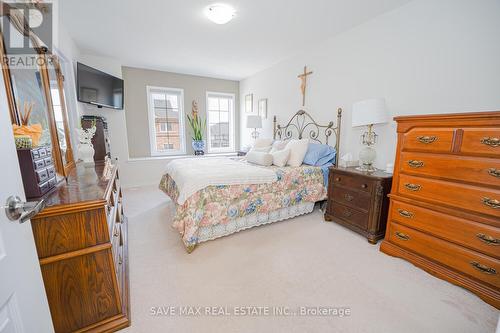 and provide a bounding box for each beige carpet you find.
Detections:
[121,185,499,333]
